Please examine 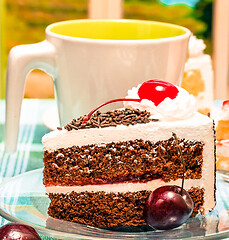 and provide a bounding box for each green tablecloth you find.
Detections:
[0,99,56,239]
